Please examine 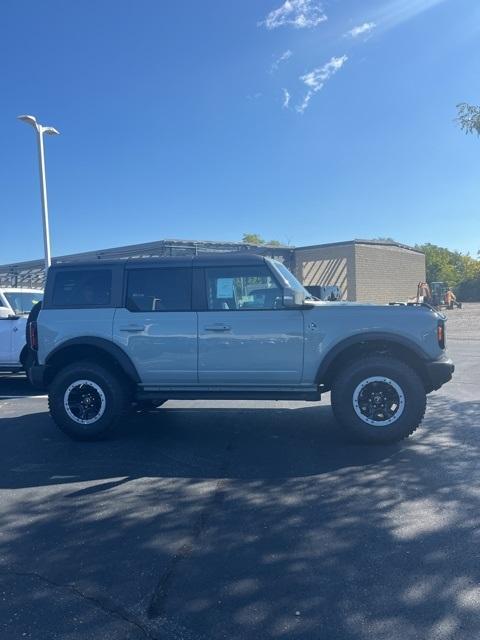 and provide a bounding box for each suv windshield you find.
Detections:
[4,291,43,315]
[271,261,315,300]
